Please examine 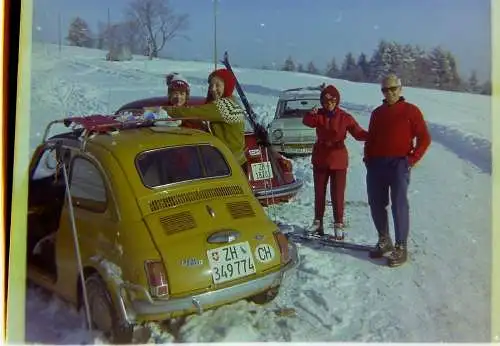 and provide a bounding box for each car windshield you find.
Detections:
[280,98,322,118]
[136,144,231,188]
